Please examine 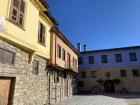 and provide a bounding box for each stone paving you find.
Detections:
[53,94,140,105]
